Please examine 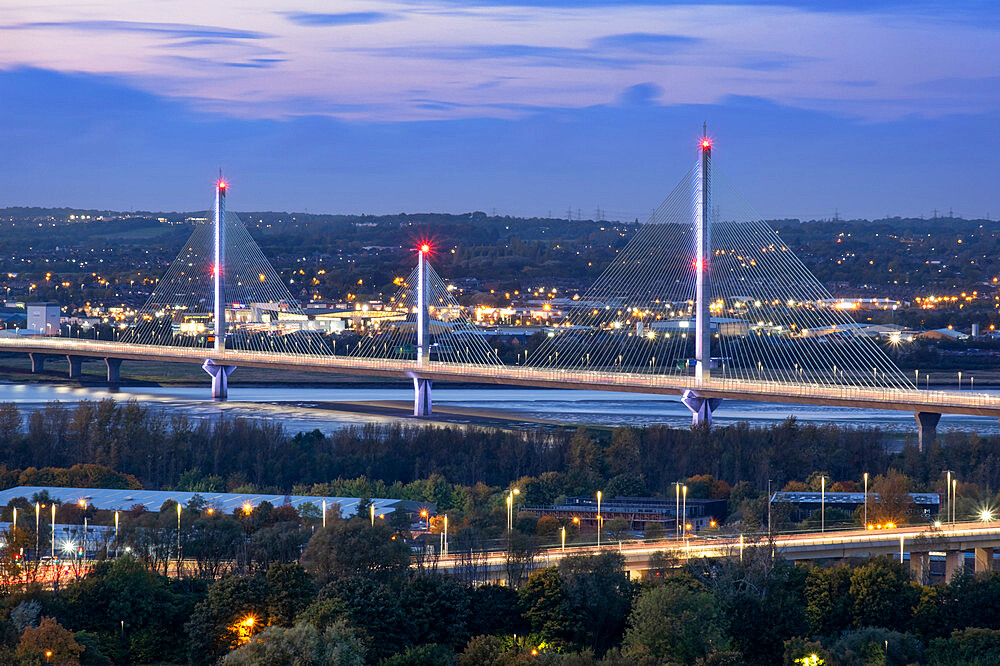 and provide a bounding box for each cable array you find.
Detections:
[127,207,331,355]
[528,159,914,390]
[349,260,503,366]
